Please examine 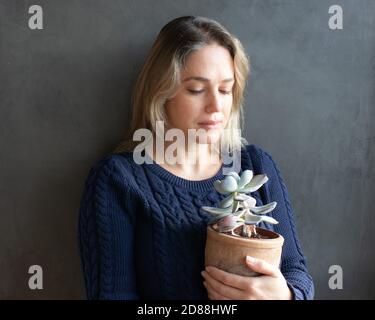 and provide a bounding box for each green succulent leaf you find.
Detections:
[208,212,236,224]
[213,180,228,195]
[201,206,232,216]
[238,170,253,189]
[245,197,257,208]
[231,199,240,213]
[243,213,263,225]
[219,194,234,208]
[240,174,268,193]
[221,176,238,193]
[250,202,277,215]
[232,209,246,217]
[259,215,278,224]
[203,170,278,233]
[234,194,248,201]
[234,194,255,203]
[234,194,257,210]
[225,172,240,183]
[244,212,278,225]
